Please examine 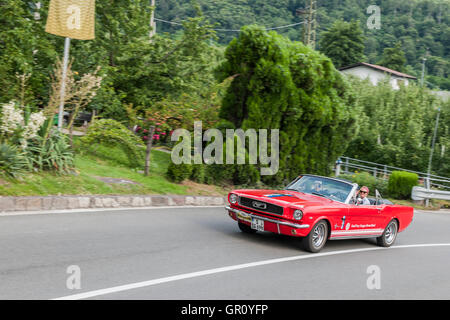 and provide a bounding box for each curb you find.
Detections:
[0,195,228,213]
